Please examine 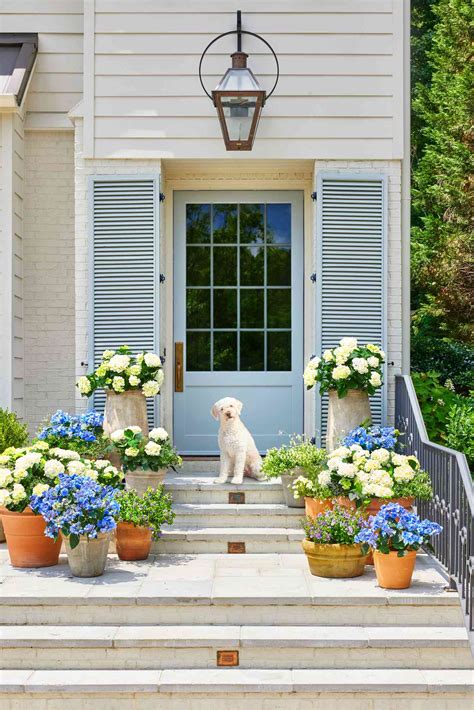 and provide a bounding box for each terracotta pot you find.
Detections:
[326,389,372,452]
[304,497,333,519]
[125,468,167,496]
[373,549,417,589]
[64,532,111,577]
[333,496,357,511]
[116,522,152,561]
[0,507,62,568]
[0,519,5,543]
[302,539,367,578]
[362,498,415,565]
[280,470,305,508]
[103,389,149,438]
